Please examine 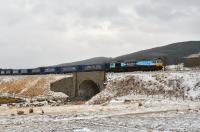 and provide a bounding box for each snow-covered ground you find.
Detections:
[0,98,200,131]
[1,71,200,131]
[186,52,200,58]
[88,71,200,105]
